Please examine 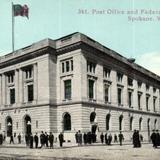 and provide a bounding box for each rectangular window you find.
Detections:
[87,61,96,74]
[36,120,38,129]
[10,88,15,104]
[64,80,71,100]
[118,88,122,105]
[25,67,33,79]
[7,73,15,83]
[89,79,94,99]
[128,91,132,107]
[153,97,156,112]
[103,68,111,78]
[146,84,149,91]
[128,78,133,86]
[104,84,109,103]
[138,93,141,110]
[153,88,156,93]
[146,96,149,111]
[138,81,142,88]
[66,61,70,72]
[28,85,34,102]
[117,72,123,82]
[62,62,65,73]
[61,59,73,73]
